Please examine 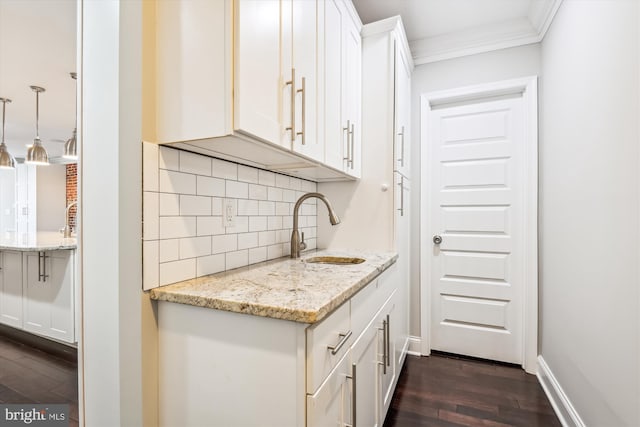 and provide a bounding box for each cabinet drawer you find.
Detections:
[351,262,397,342]
[306,301,351,393]
[306,350,352,427]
